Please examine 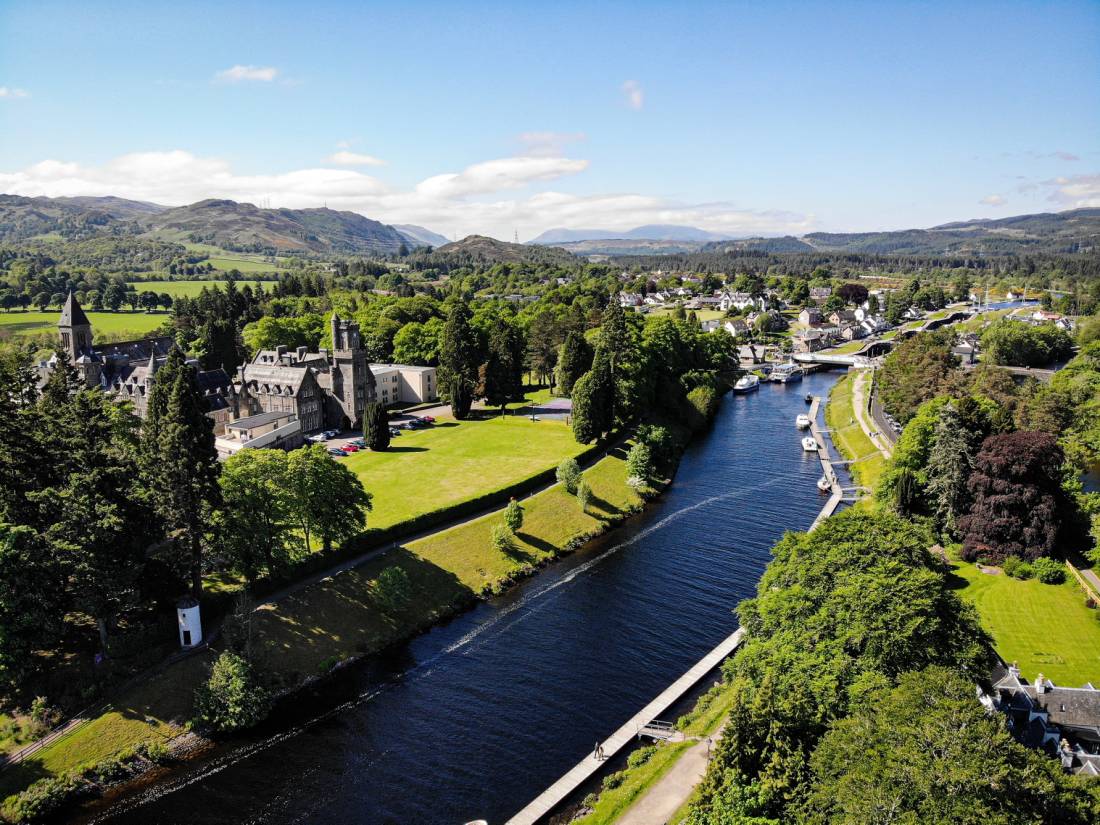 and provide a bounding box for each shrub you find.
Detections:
[627,745,657,769]
[1002,556,1033,580]
[602,770,627,791]
[503,498,524,533]
[193,651,272,733]
[374,565,412,614]
[638,424,674,466]
[7,774,84,823]
[491,522,517,555]
[1031,557,1066,584]
[626,442,652,481]
[627,475,645,491]
[556,458,581,495]
[577,480,592,512]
